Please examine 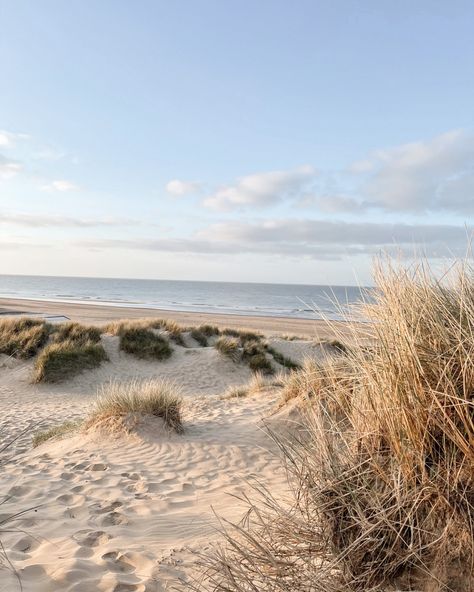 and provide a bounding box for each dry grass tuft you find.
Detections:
[194,257,474,592]
[33,340,108,382]
[214,336,241,361]
[32,420,82,447]
[105,317,185,345]
[221,372,283,400]
[264,344,300,370]
[0,318,49,359]
[51,322,102,345]
[85,379,183,433]
[190,328,209,347]
[119,326,173,360]
[197,324,221,337]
